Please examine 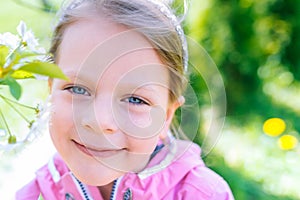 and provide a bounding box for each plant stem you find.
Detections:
[0,94,36,110]
[4,40,22,70]
[0,95,31,123]
[0,107,12,136]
